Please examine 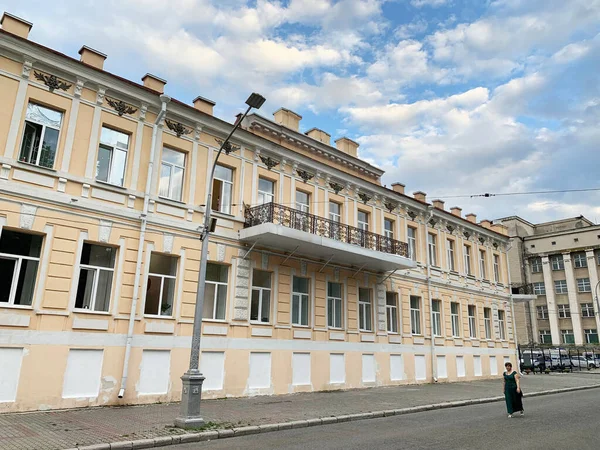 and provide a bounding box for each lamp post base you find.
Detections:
[174,371,206,429]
